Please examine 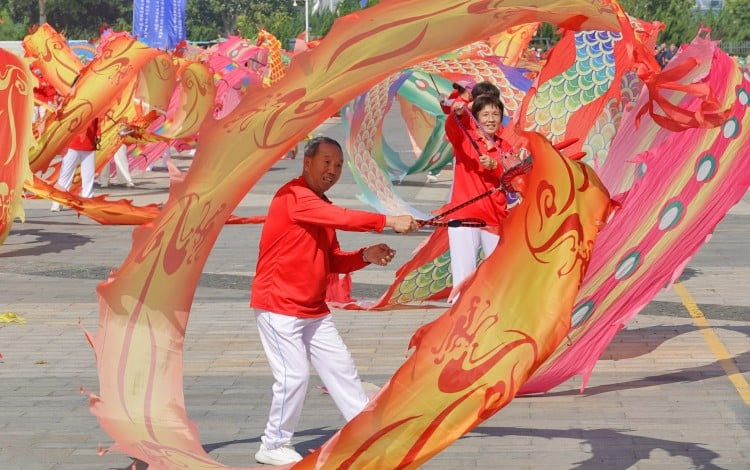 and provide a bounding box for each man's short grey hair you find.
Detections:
[303,136,342,158]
